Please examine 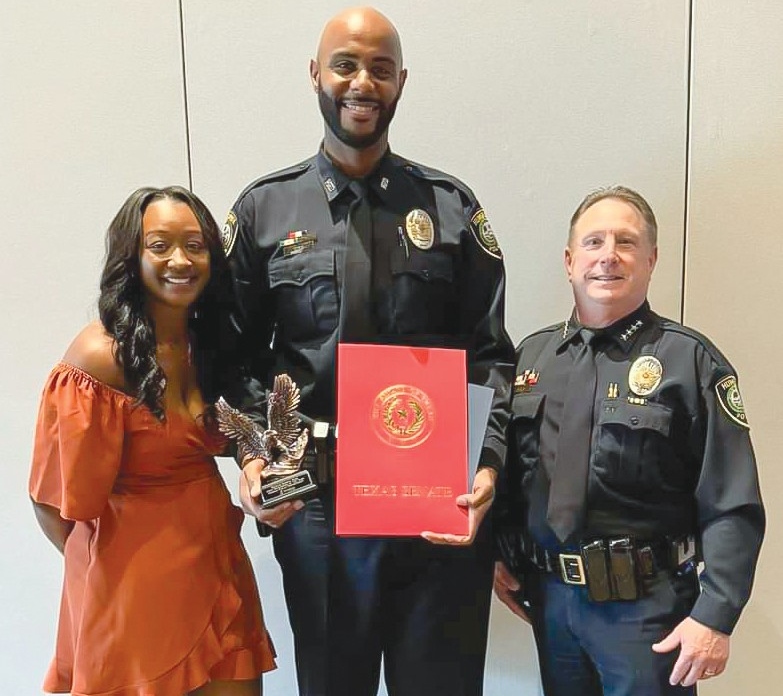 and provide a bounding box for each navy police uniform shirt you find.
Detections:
[497,301,764,634]
[222,148,514,472]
